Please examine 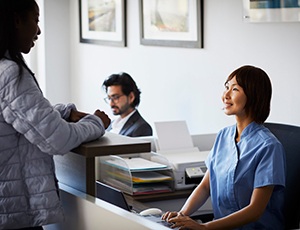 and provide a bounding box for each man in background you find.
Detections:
[102,72,152,137]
